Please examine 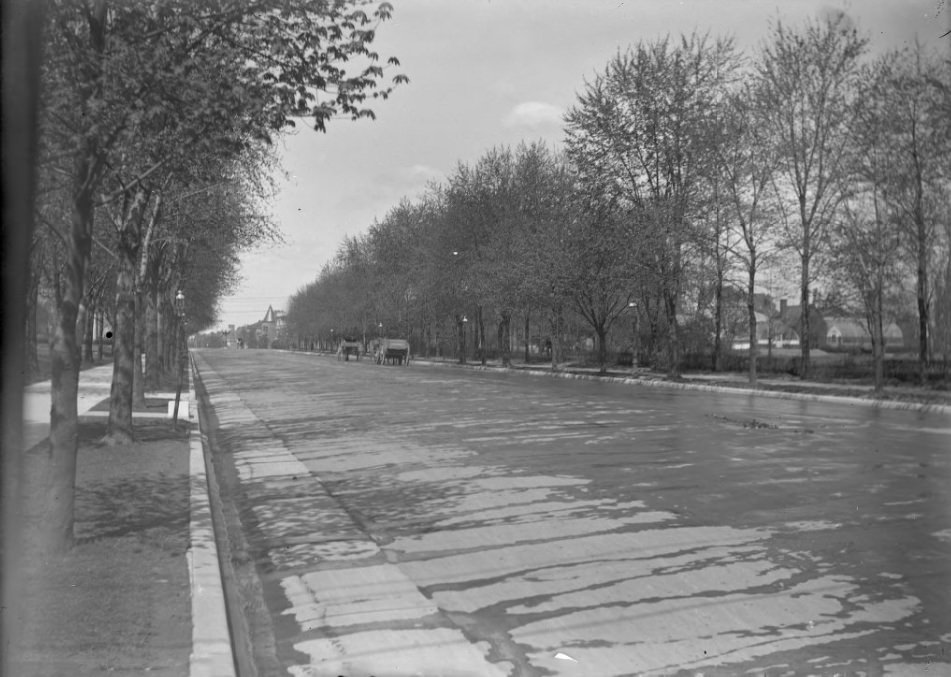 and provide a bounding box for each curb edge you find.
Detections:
[188,359,238,677]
